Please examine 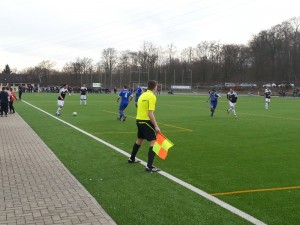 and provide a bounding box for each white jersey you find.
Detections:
[265,89,271,99]
[80,87,88,95]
